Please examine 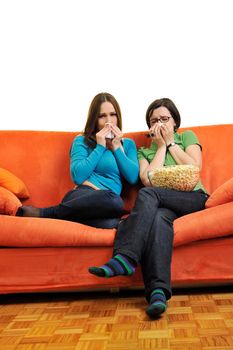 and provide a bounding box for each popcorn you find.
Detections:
[148,165,200,191]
